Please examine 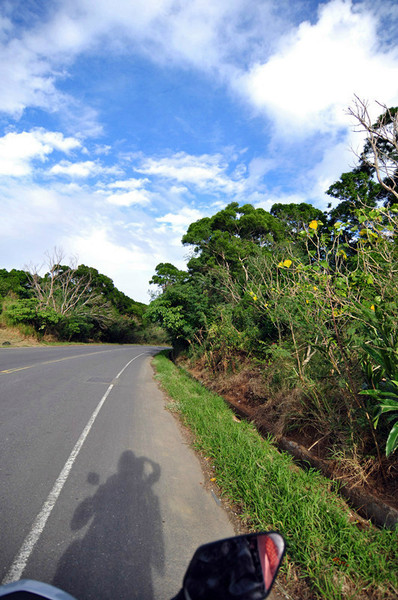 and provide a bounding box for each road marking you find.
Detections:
[0,349,121,374]
[1,352,149,585]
